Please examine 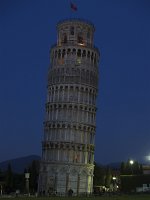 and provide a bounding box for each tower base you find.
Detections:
[38,162,94,196]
